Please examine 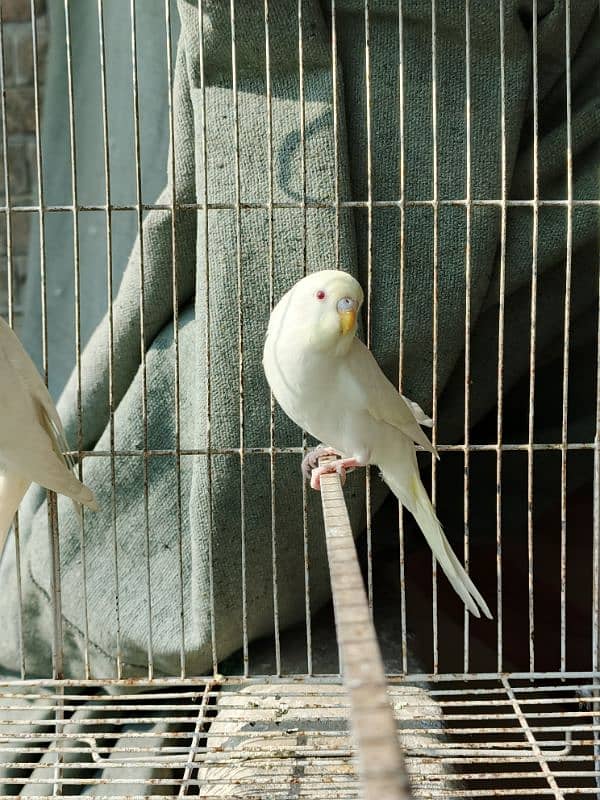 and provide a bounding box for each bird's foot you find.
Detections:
[301,445,343,481]
[310,457,362,491]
